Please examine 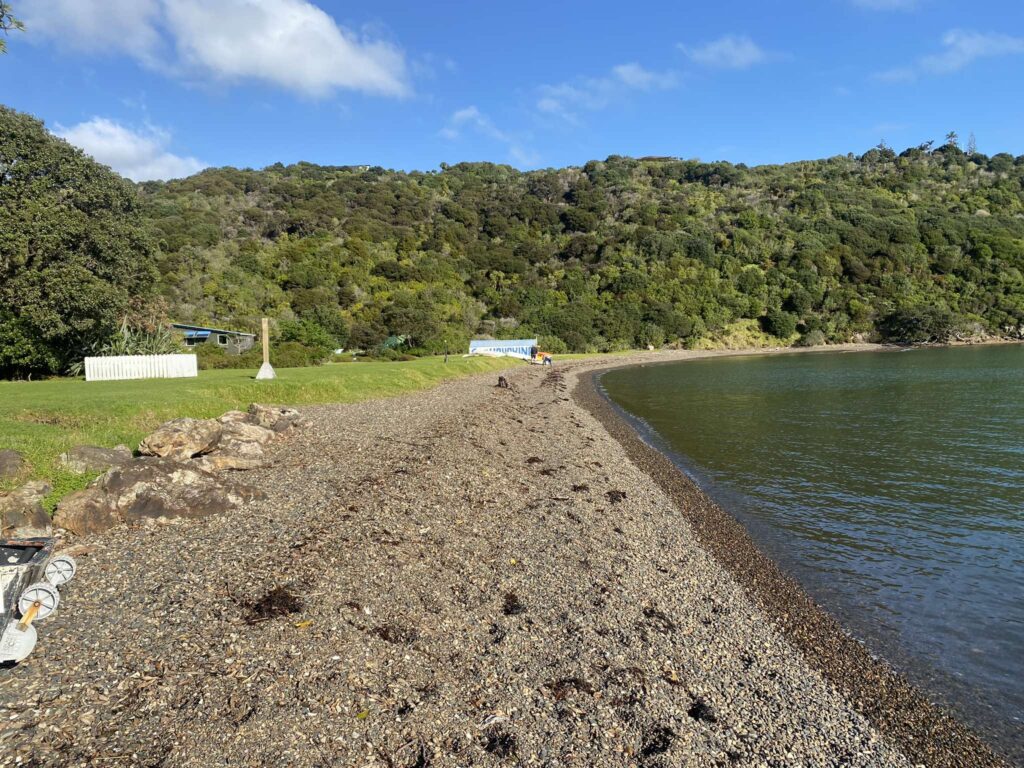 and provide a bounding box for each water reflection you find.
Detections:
[603,345,1024,762]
